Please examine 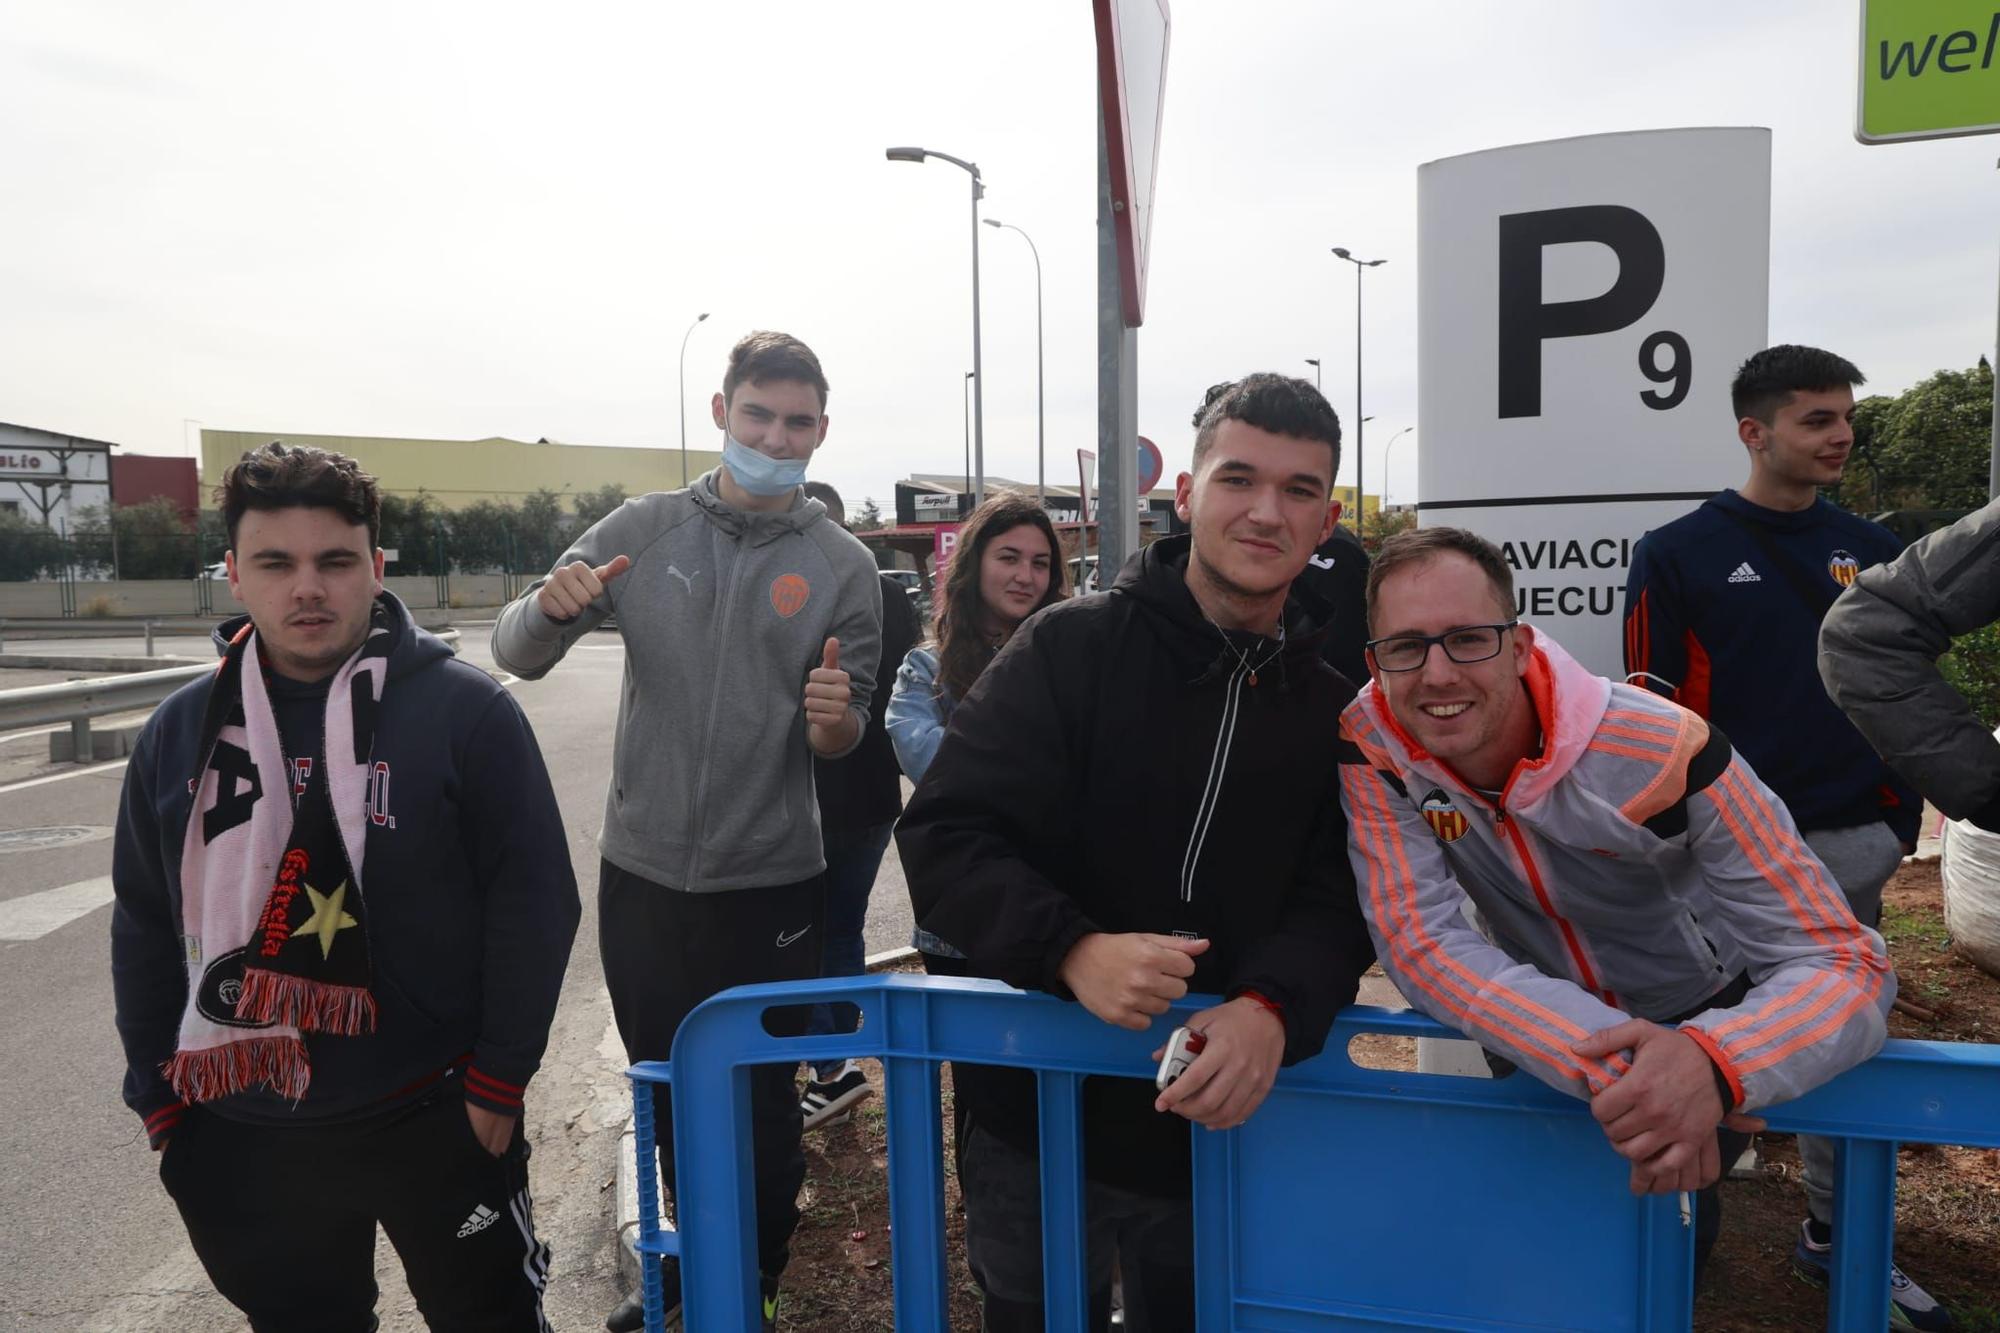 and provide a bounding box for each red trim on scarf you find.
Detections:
[237,970,378,1035]
[164,1034,311,1103]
